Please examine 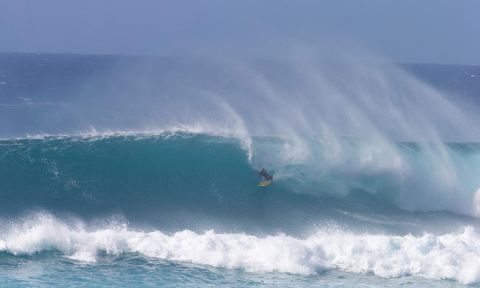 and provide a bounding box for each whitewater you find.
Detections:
[1,53,480,287]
